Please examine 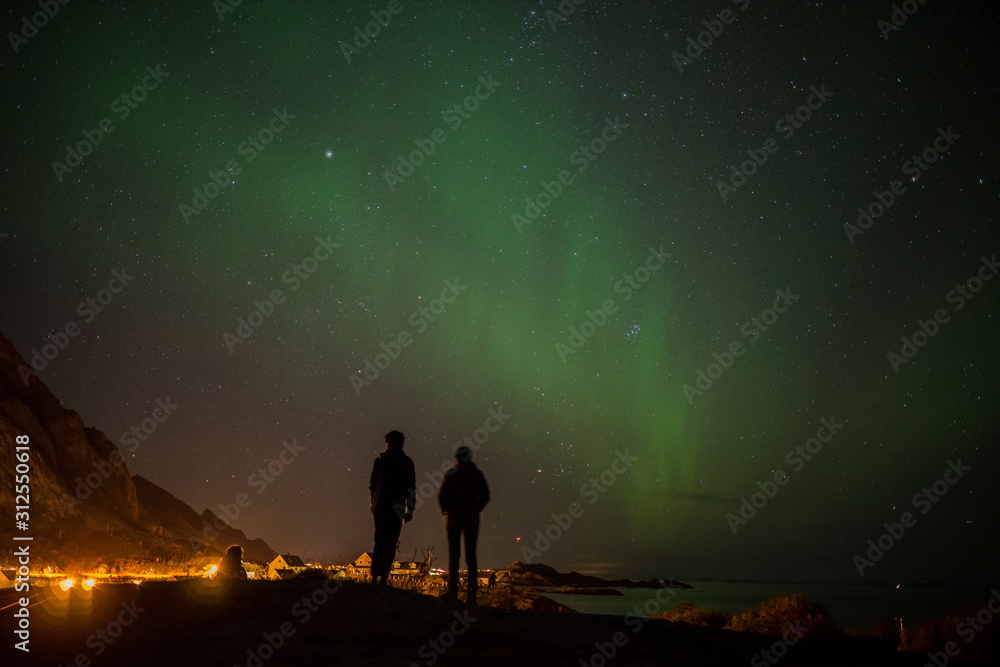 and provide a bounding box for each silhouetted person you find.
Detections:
[369,430,416,585]
[438,446,489,604]
[217,544,247,580]
[488,571,497,589]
